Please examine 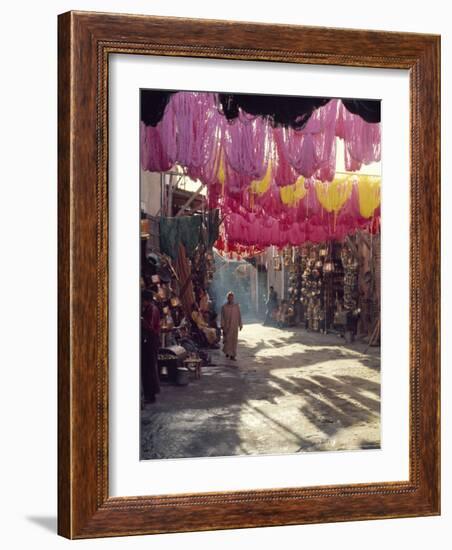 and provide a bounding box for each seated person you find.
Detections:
[171,304,184,327]
[276,300,290,328]
[286,304,296,326]
[191,303,218,347]
[198,288,212,323]
[198,288,210,314]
